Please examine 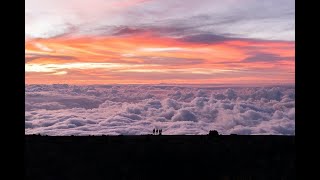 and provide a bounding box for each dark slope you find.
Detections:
[25,135,295,180]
